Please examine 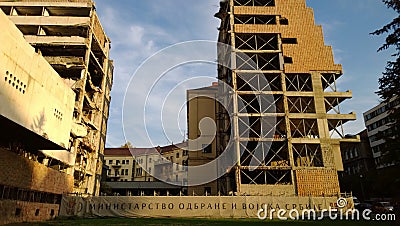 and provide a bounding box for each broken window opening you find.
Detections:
[234,0,275,7]
[284,56,293,64]
[234,15,277,25]
[236,53,280,70]
[285,73,313,92]
[293,144,324,167]
[279,18,289,25]
[288,97,316,113]
[290,119,319,139]
[282,38,297,44]
[240,169,292,185]
[235,33,279,50]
